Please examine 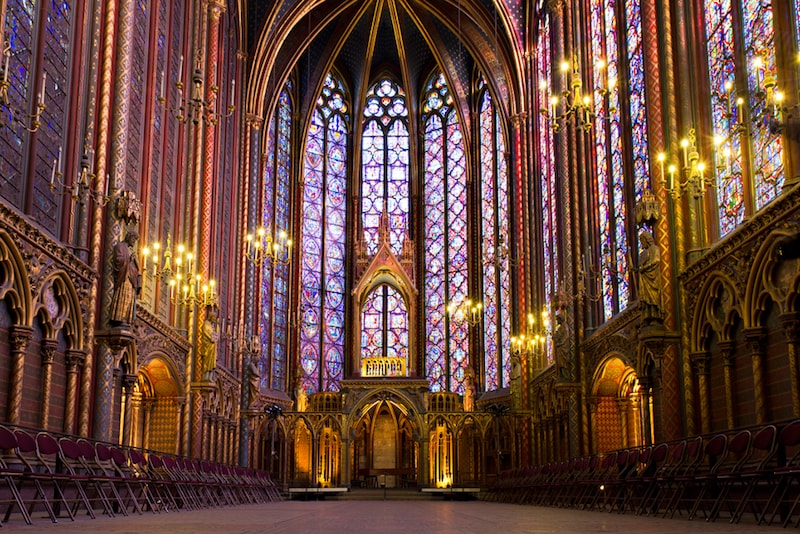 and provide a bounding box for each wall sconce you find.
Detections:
[447,298,483,326]
[157,55,234,125]
[0,40,46,132]
[141,233,217,307]
[245,227,292,267]
[48,148,119,207]
[657,129,715,200]
[539,56,614,133]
